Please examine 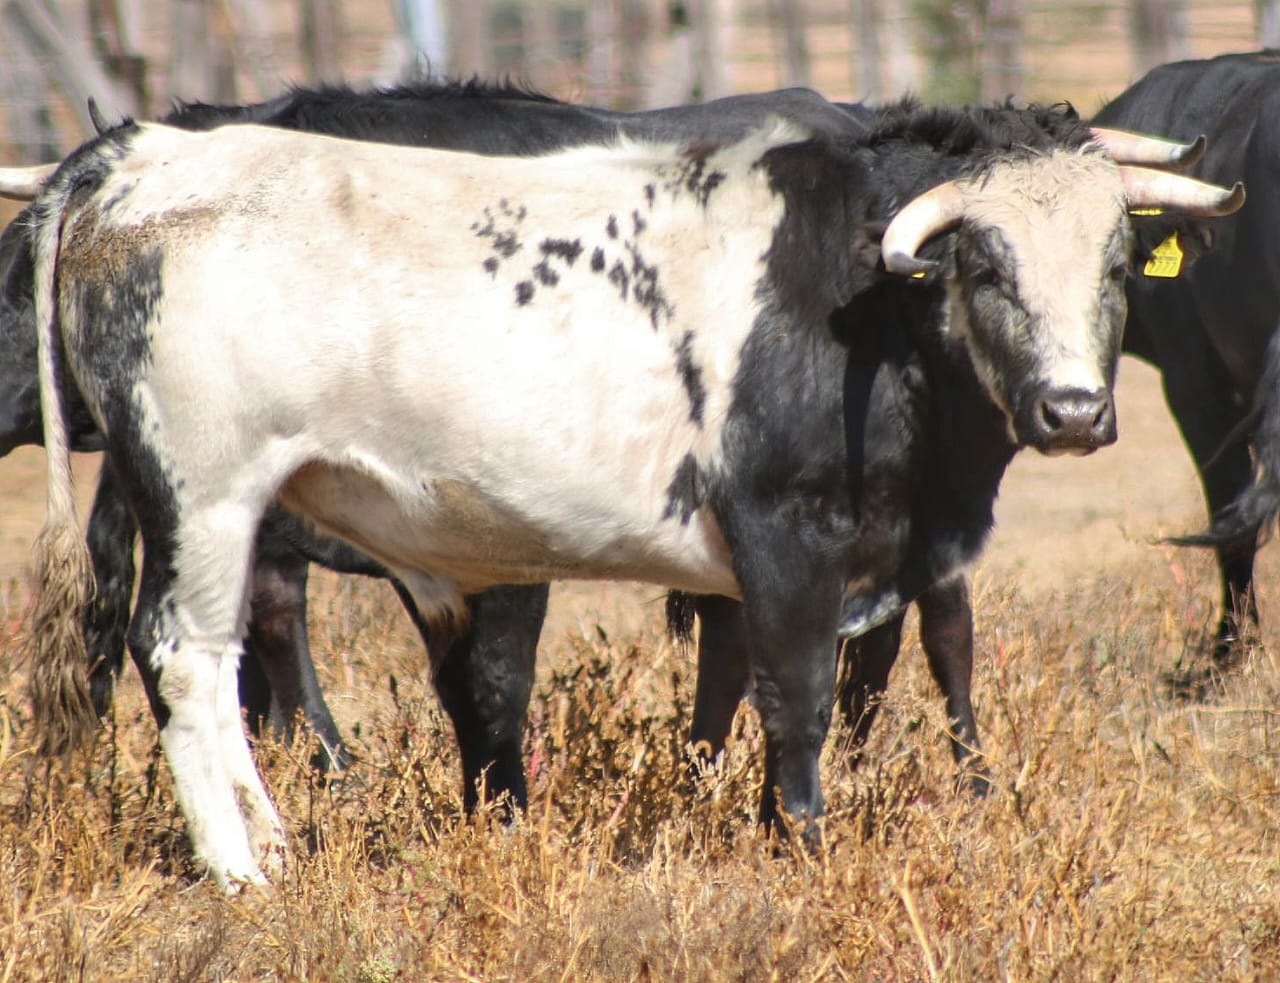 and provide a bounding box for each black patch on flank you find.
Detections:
[67,245,182,732]
[515,280,535,305]
[532,260,559,287]
[672,331,706,427]
[662,453,702,525]
[590,247,606,273]
[606,215,619,239]
[539,237,583,266]
[482,256,499,277]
